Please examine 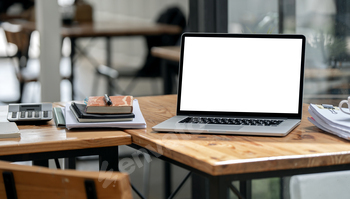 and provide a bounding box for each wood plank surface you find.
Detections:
[304,68,350,79]
[0,160,132,199]
[0,103,131,156]
[12,19,182,38]
[126,95,350,176]
[151,46,181,62]
[61,21,182,38]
